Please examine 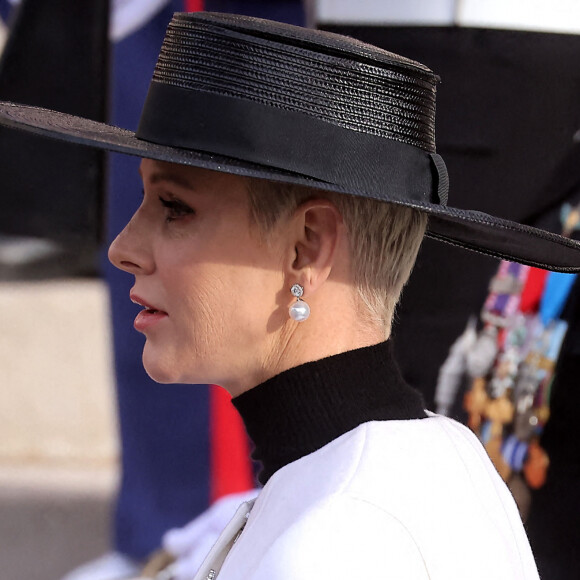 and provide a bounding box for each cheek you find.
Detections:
[151,243,285,380]
[171,270,236,345]
[185,287,228,342]
[186,267,278,346]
